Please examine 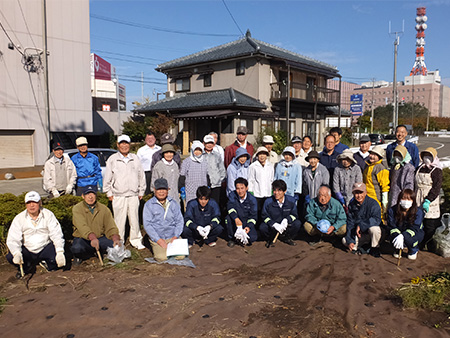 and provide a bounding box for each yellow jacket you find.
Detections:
[363,159,390,205]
